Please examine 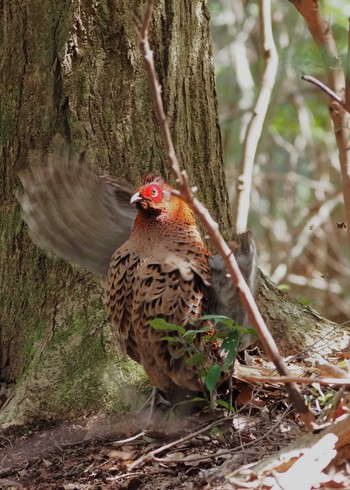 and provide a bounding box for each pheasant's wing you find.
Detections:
[209,230,256,327]
[19,154,137,276]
